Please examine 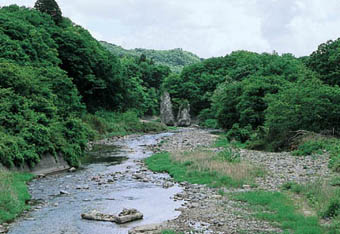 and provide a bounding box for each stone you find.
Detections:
[69,167,76,172]
[160,91,175,126]
[81,210,117,222]
[115,208,144,224]
[177,103,191,127]
[162,182,174,189]
[128,224,162,234]
[81,209,143,224]
[0,225,6,233]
